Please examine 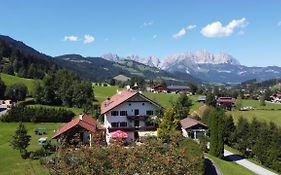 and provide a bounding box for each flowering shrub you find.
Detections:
[47,137,204,175]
